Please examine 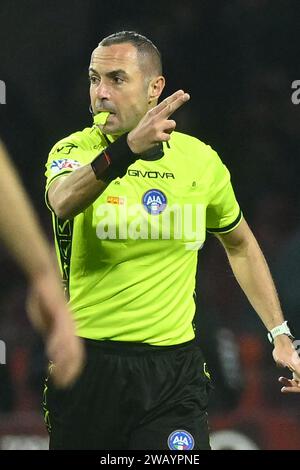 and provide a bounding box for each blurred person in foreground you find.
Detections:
[44,31,299,450]
[0,140,84,388]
